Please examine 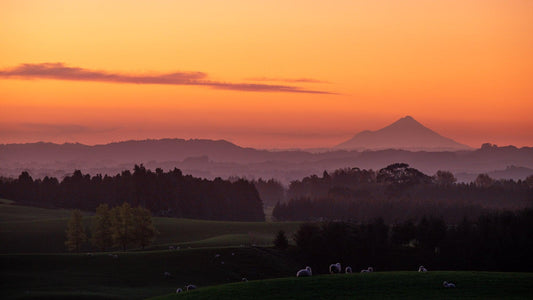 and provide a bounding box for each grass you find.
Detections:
[0,247,301,299]
[0,202,301,253]
[149,271,533,300]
